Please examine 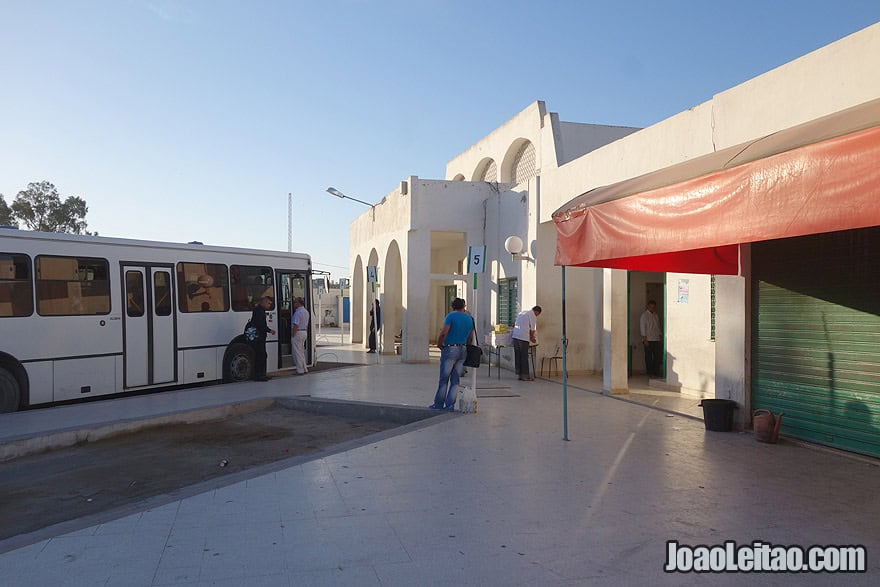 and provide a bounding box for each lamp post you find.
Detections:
[326,187,378,362]
[326,187,375,210]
